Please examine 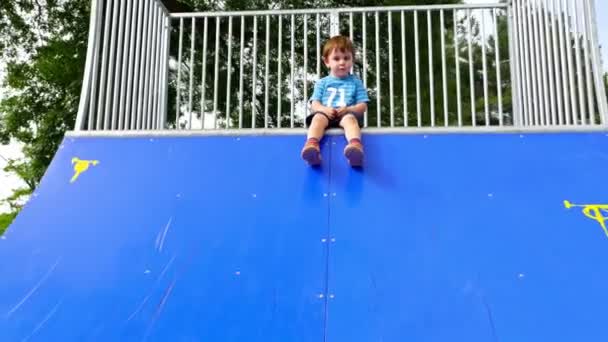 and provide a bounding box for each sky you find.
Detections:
[1,0,608,213]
